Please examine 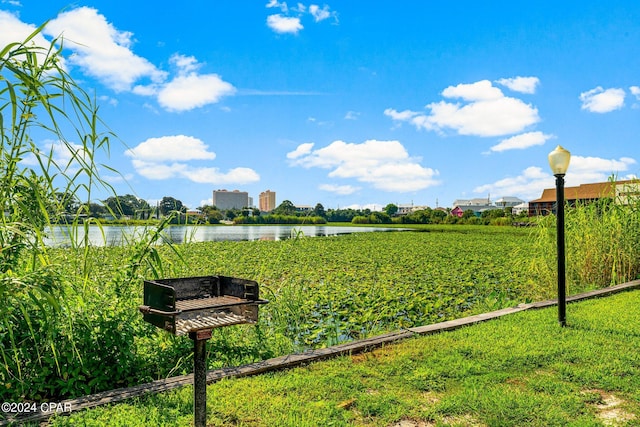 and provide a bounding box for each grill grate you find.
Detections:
[174,311,248,336]
[175,295,245,312]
